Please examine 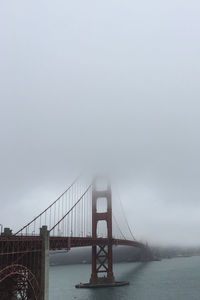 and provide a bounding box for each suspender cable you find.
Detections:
[15,175,81,235]
[49,185,92,233]
[119,198,136,241]
[113,214,126,240]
